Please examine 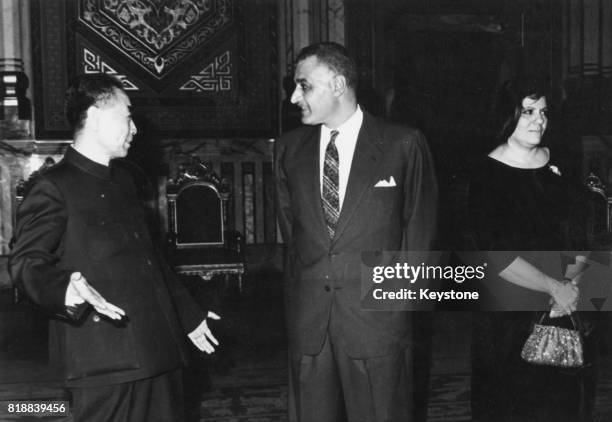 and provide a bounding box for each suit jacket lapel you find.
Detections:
[333,112,384,241]
[296,125,329,238]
